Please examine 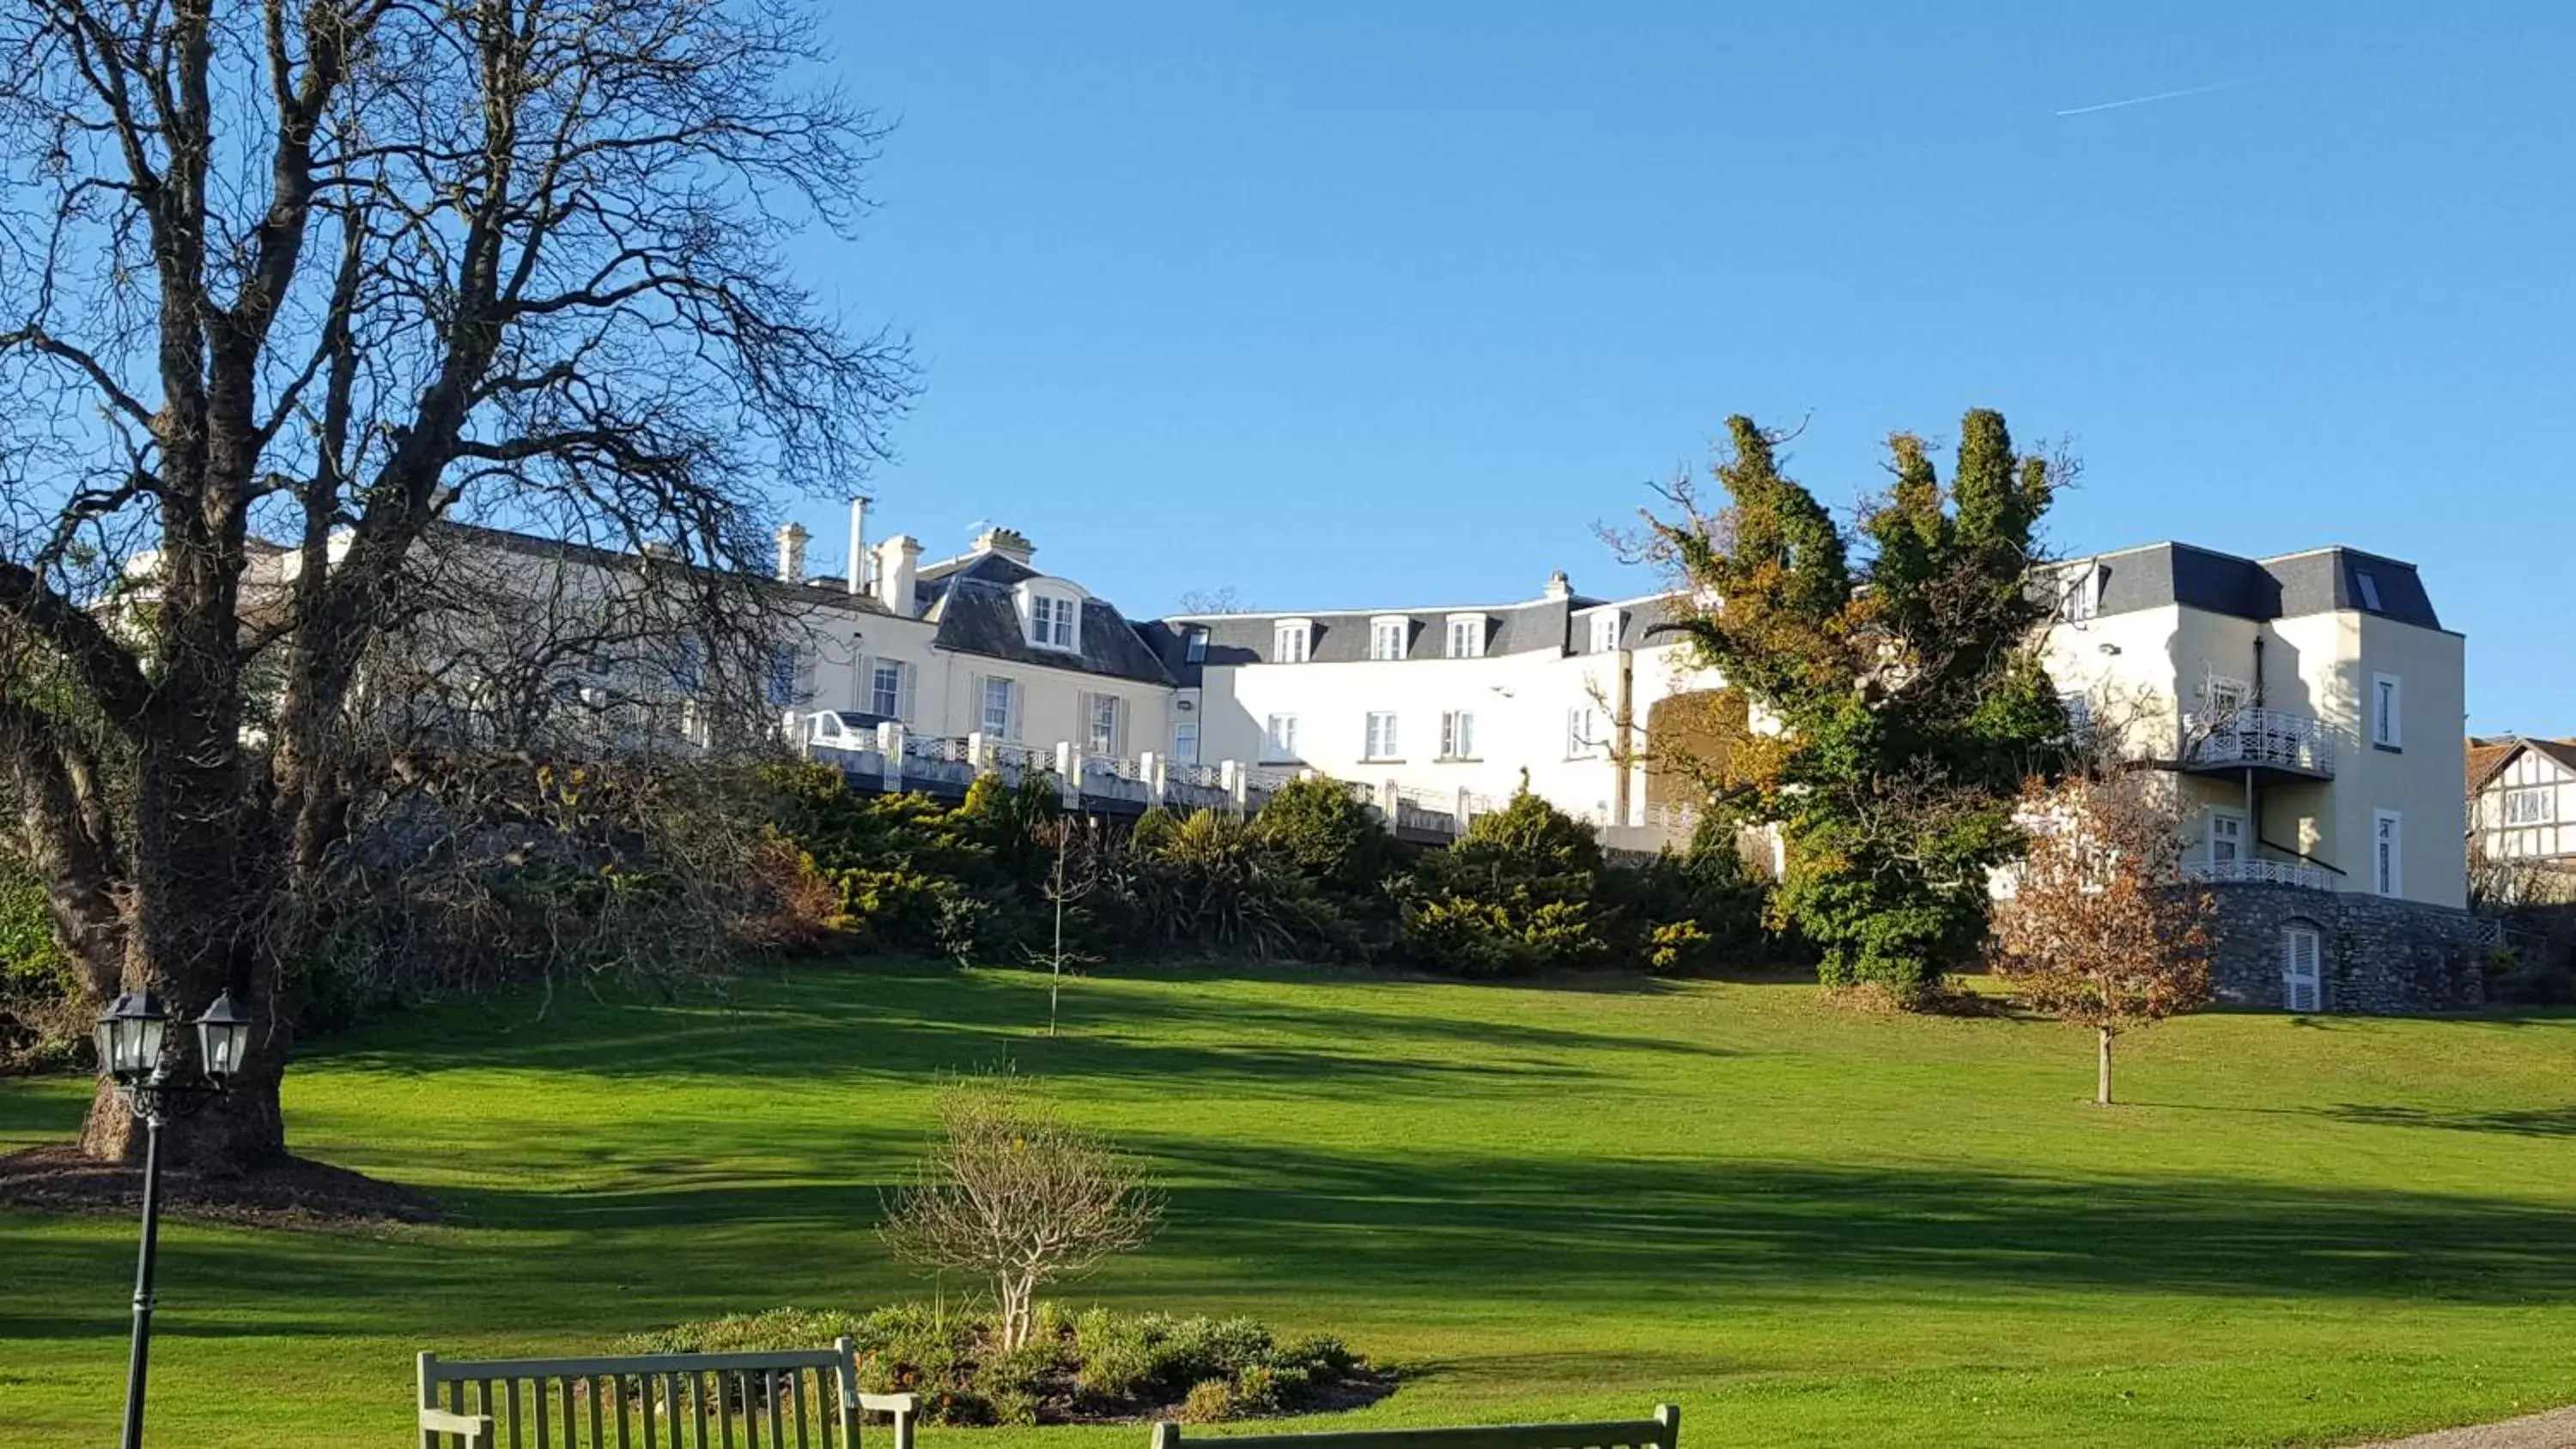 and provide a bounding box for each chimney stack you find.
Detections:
[775,522,811,583]
[973,526,1036,566]
[1543,569,1572,600]
[877,534,922,617]
[848,495,872,597]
